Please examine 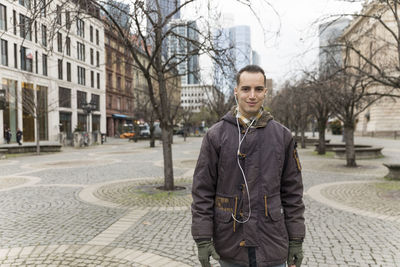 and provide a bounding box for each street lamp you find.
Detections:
[81,98,97,145]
